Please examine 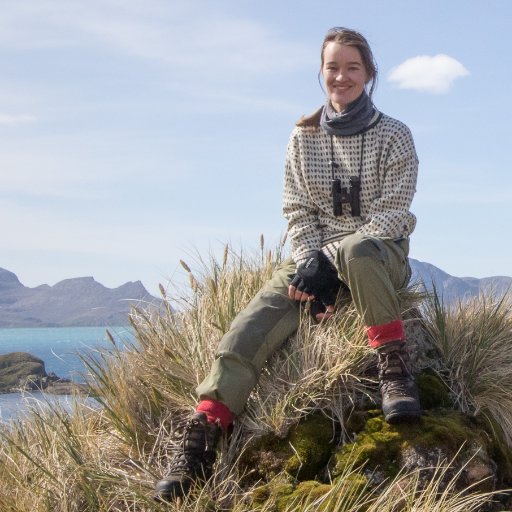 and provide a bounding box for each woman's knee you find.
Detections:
[261,257,297,294]
[337,234,385,268]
